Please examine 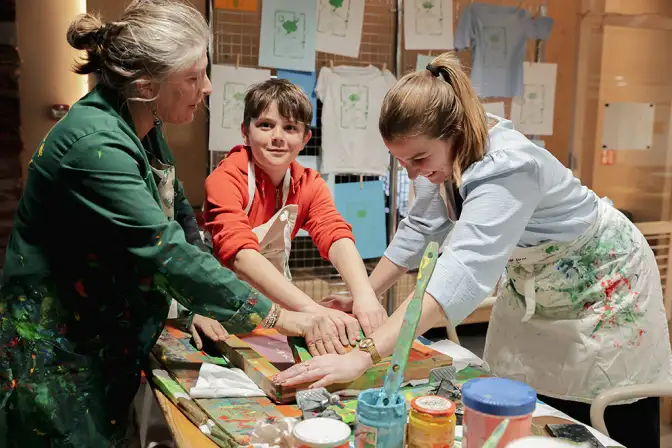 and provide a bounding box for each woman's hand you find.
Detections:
[275,309,354,357]
[352,293,388,336]
[189,315,230,350]
[273,349,373,389]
